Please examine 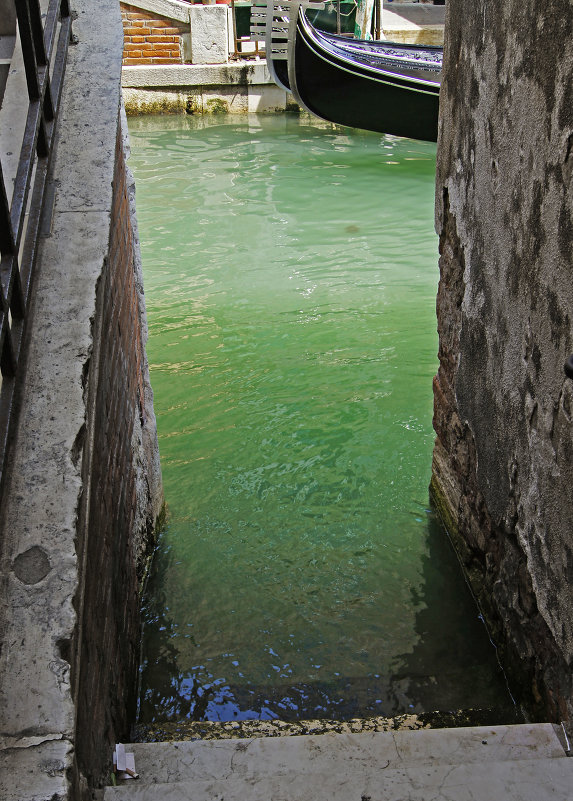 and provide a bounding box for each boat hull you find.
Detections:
[289,11,441,141]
